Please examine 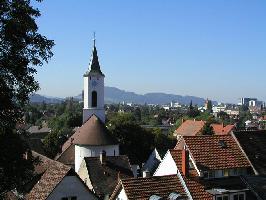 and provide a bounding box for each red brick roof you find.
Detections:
[111,175,186,200]
[175,120,205,136]
[211,124,235,135]
[184,135,251,170]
